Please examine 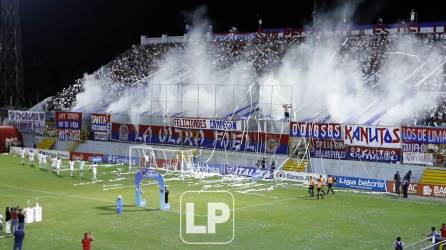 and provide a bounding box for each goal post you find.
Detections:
[128,145,199,175]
